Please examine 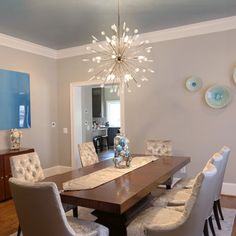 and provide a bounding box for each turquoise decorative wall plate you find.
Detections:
[205,85,232,109]
[186,77,202,92]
